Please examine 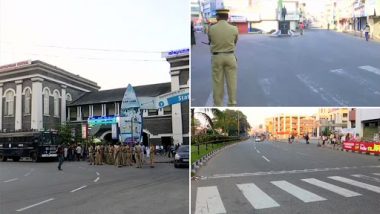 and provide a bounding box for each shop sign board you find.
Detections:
[343,141,380,154]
